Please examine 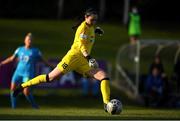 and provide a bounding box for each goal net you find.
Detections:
[114,39,180,99]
